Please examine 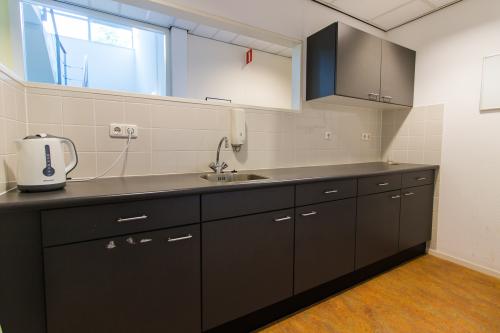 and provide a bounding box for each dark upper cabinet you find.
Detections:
[399,185,434,251]
[202,209,294,330]
[294,199,356,294]
[306,22,416,107]
[336,22,382,102]
[380,40,416,106]
[356,190,401,269]
[44,225,201,333]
